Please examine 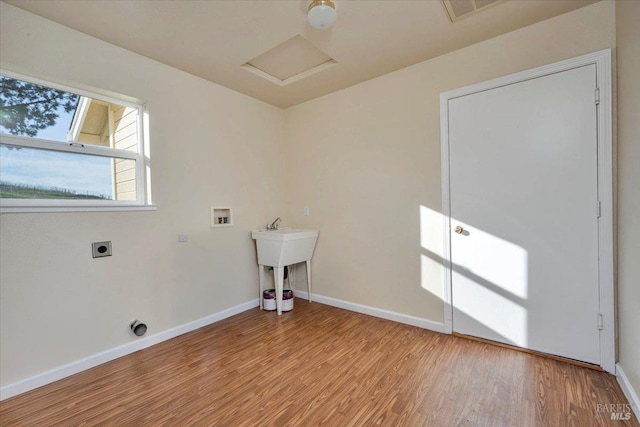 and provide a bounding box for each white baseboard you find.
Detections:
[616,363,640,420]
[0,298,259,401]
[293,290,446,333]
